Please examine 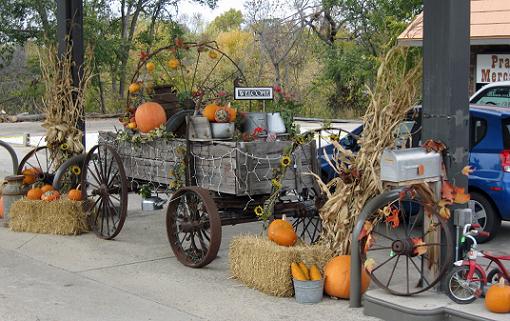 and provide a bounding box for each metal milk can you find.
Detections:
[1,175,25,223]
